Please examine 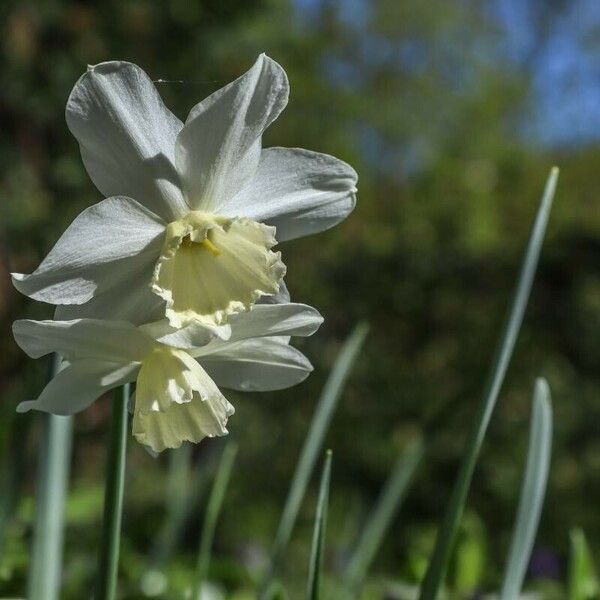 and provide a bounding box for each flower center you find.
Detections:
[181,232,221,255]
[152,211,286,328]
